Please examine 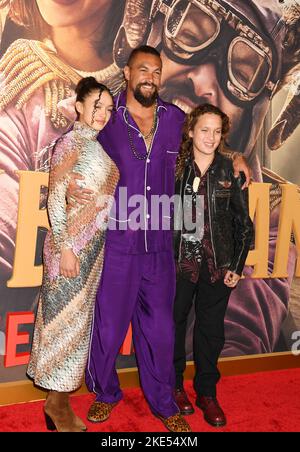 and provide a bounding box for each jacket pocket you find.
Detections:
[215,189,231,211]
